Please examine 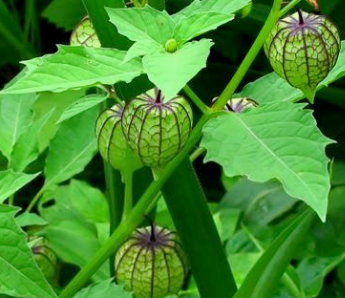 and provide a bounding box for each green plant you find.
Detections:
[0,0,345,297]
